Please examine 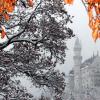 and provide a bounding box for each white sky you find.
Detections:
[56,0,100,75]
